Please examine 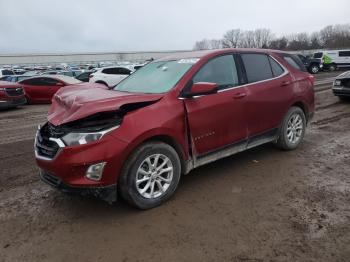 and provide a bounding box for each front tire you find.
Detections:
[309,64,319,74]
[118,142,181,209]
[276,107,306,151]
